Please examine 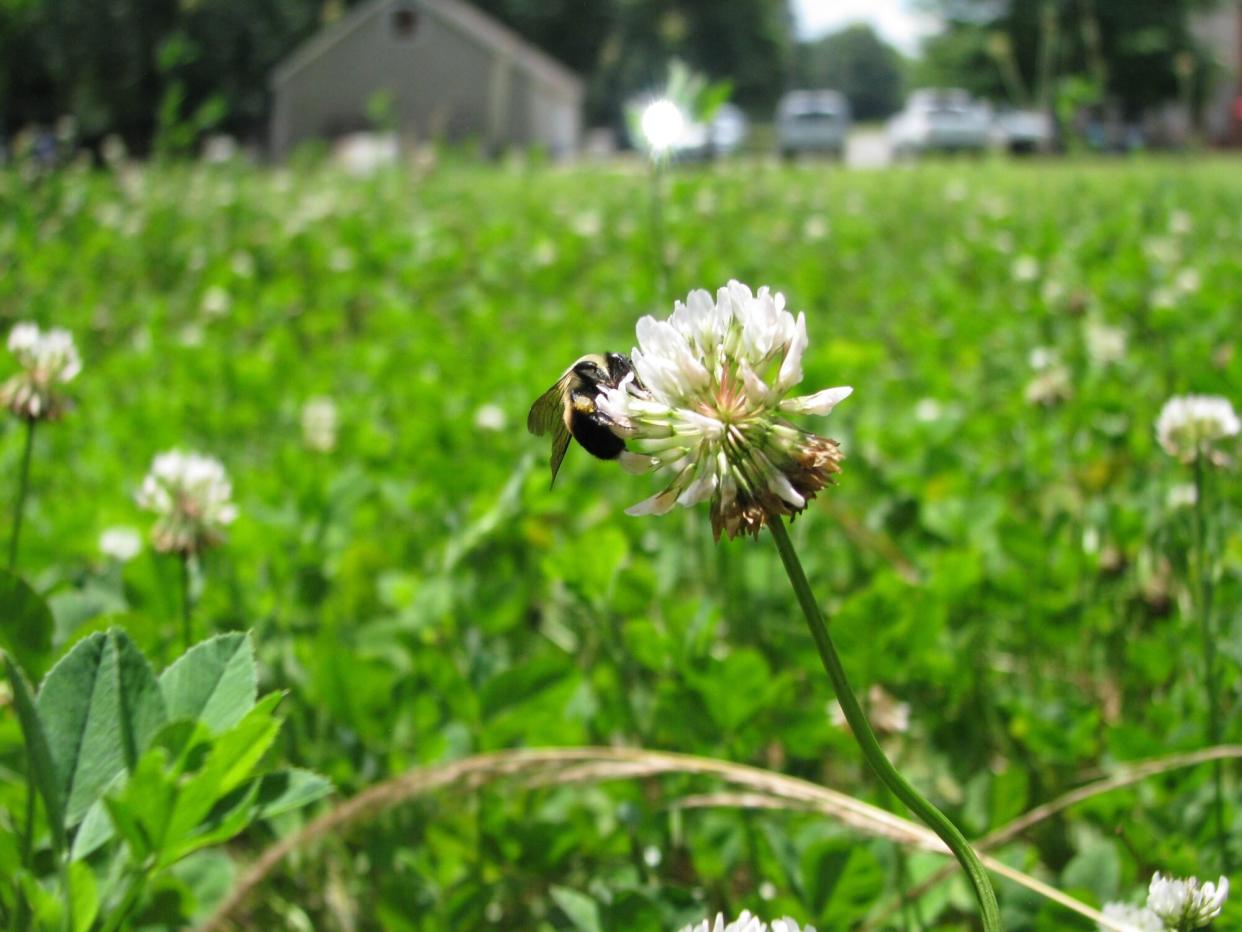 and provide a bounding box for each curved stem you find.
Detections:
[768,517,1001,930]
[1191,454,1227,873]
[179,553,193,650]
[8,418,36,571]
